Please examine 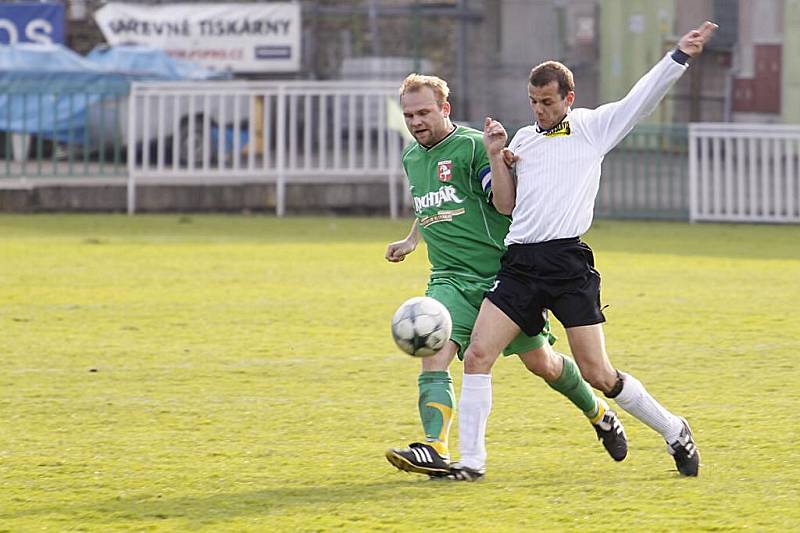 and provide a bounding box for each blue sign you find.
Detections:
[0,2,65,45]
